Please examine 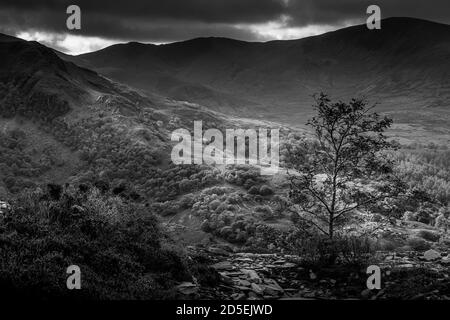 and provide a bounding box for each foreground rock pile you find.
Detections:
[370,249,450,300]
[177,247,310,300]
[176,246,450,300]
[210,252,303,300]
